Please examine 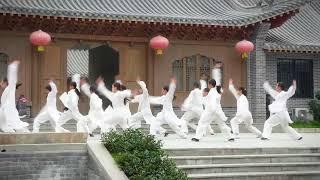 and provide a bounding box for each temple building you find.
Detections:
[0,0,318,123]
